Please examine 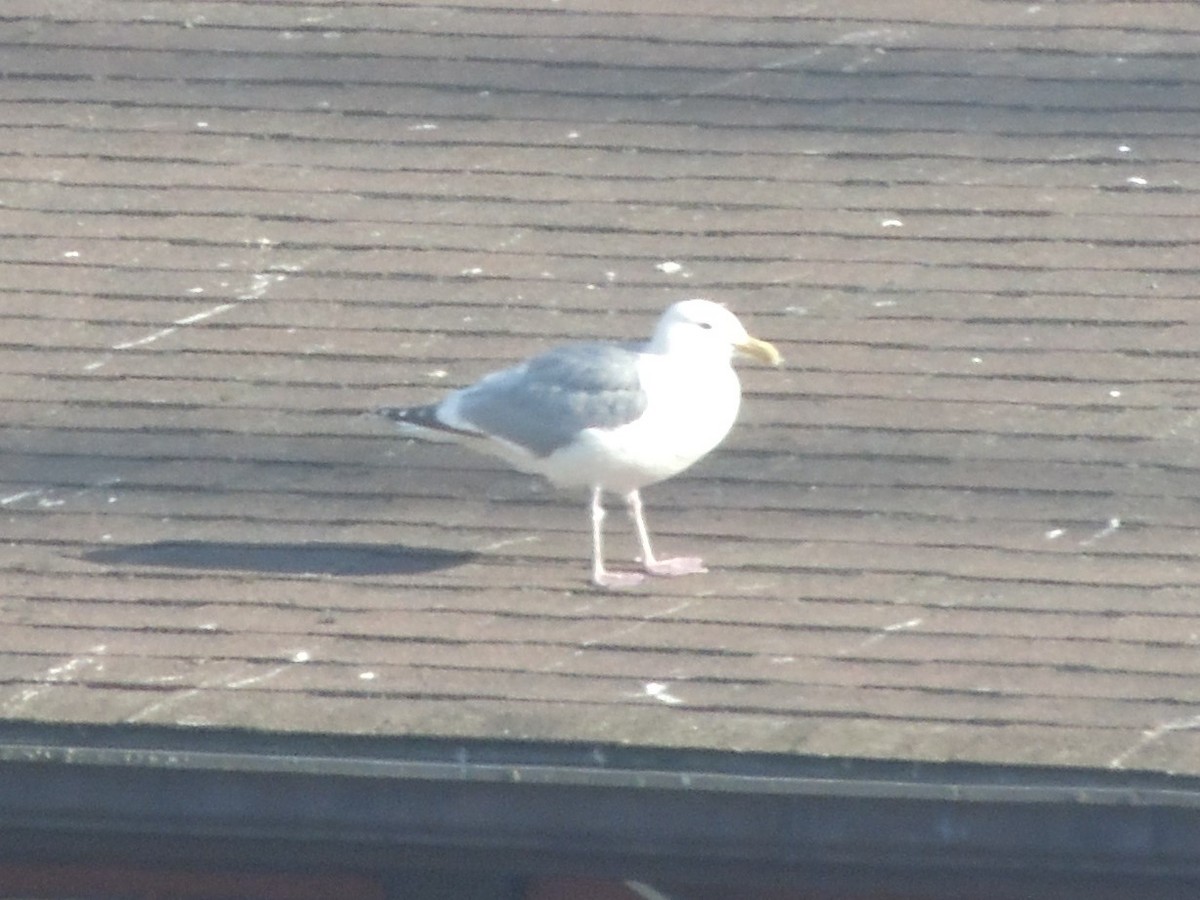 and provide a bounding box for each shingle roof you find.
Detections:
[4,0,1200,777]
